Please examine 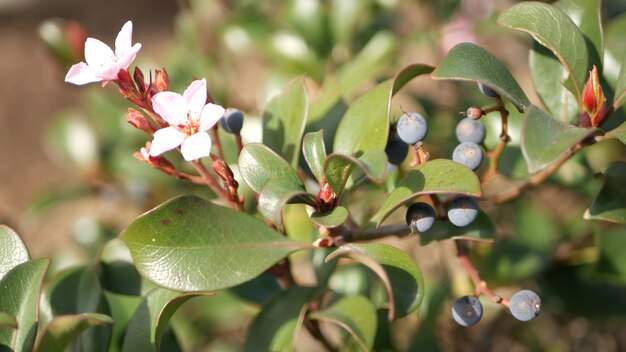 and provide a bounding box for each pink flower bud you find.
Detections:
[580,65,608,128]
[126,109,154,134]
